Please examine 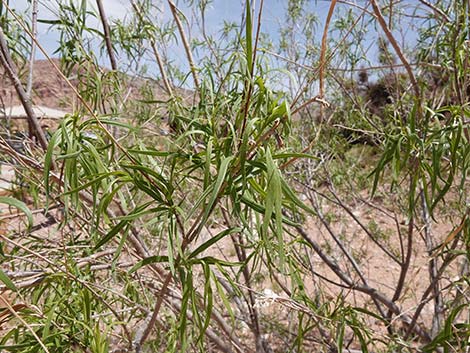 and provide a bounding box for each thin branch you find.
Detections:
[130,0,173,96]
[167,0,200,90]
[0,27,49,150]
[0,138,163,280]
[168,298,237,353]
[404,236,461,340]
[26,0,38,97]
[307,189,388,319]
[96,0,117,71]
[134,272,172,352]
[3,2,173,201]
[196,4,224,85]
[318,0,337,120]
[384,179,415,329]
[221,207,268,352]
[294,224,432,342]
[370,0,420,99]
[252,0,264,78]
[420,188,444,337]
[0,230,133,343]
[290,0,370,110]
[391,212,412,302]
[416,0,450,22]
[239,0,265,141]
[0,295,50,353]
[326,184,401,264]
